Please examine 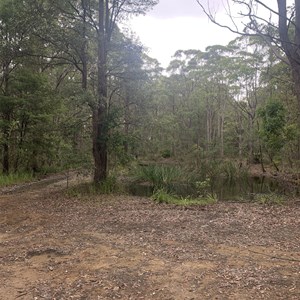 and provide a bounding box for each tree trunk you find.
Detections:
[123,85,130,154]
[2,141,9,175]
[2,65,10,175]
[290,62,300,160]
[92,107,108,182]
[81,0,88,90]
[277,0,300,159]
[2,111,10,175]
[93,0,108,183]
